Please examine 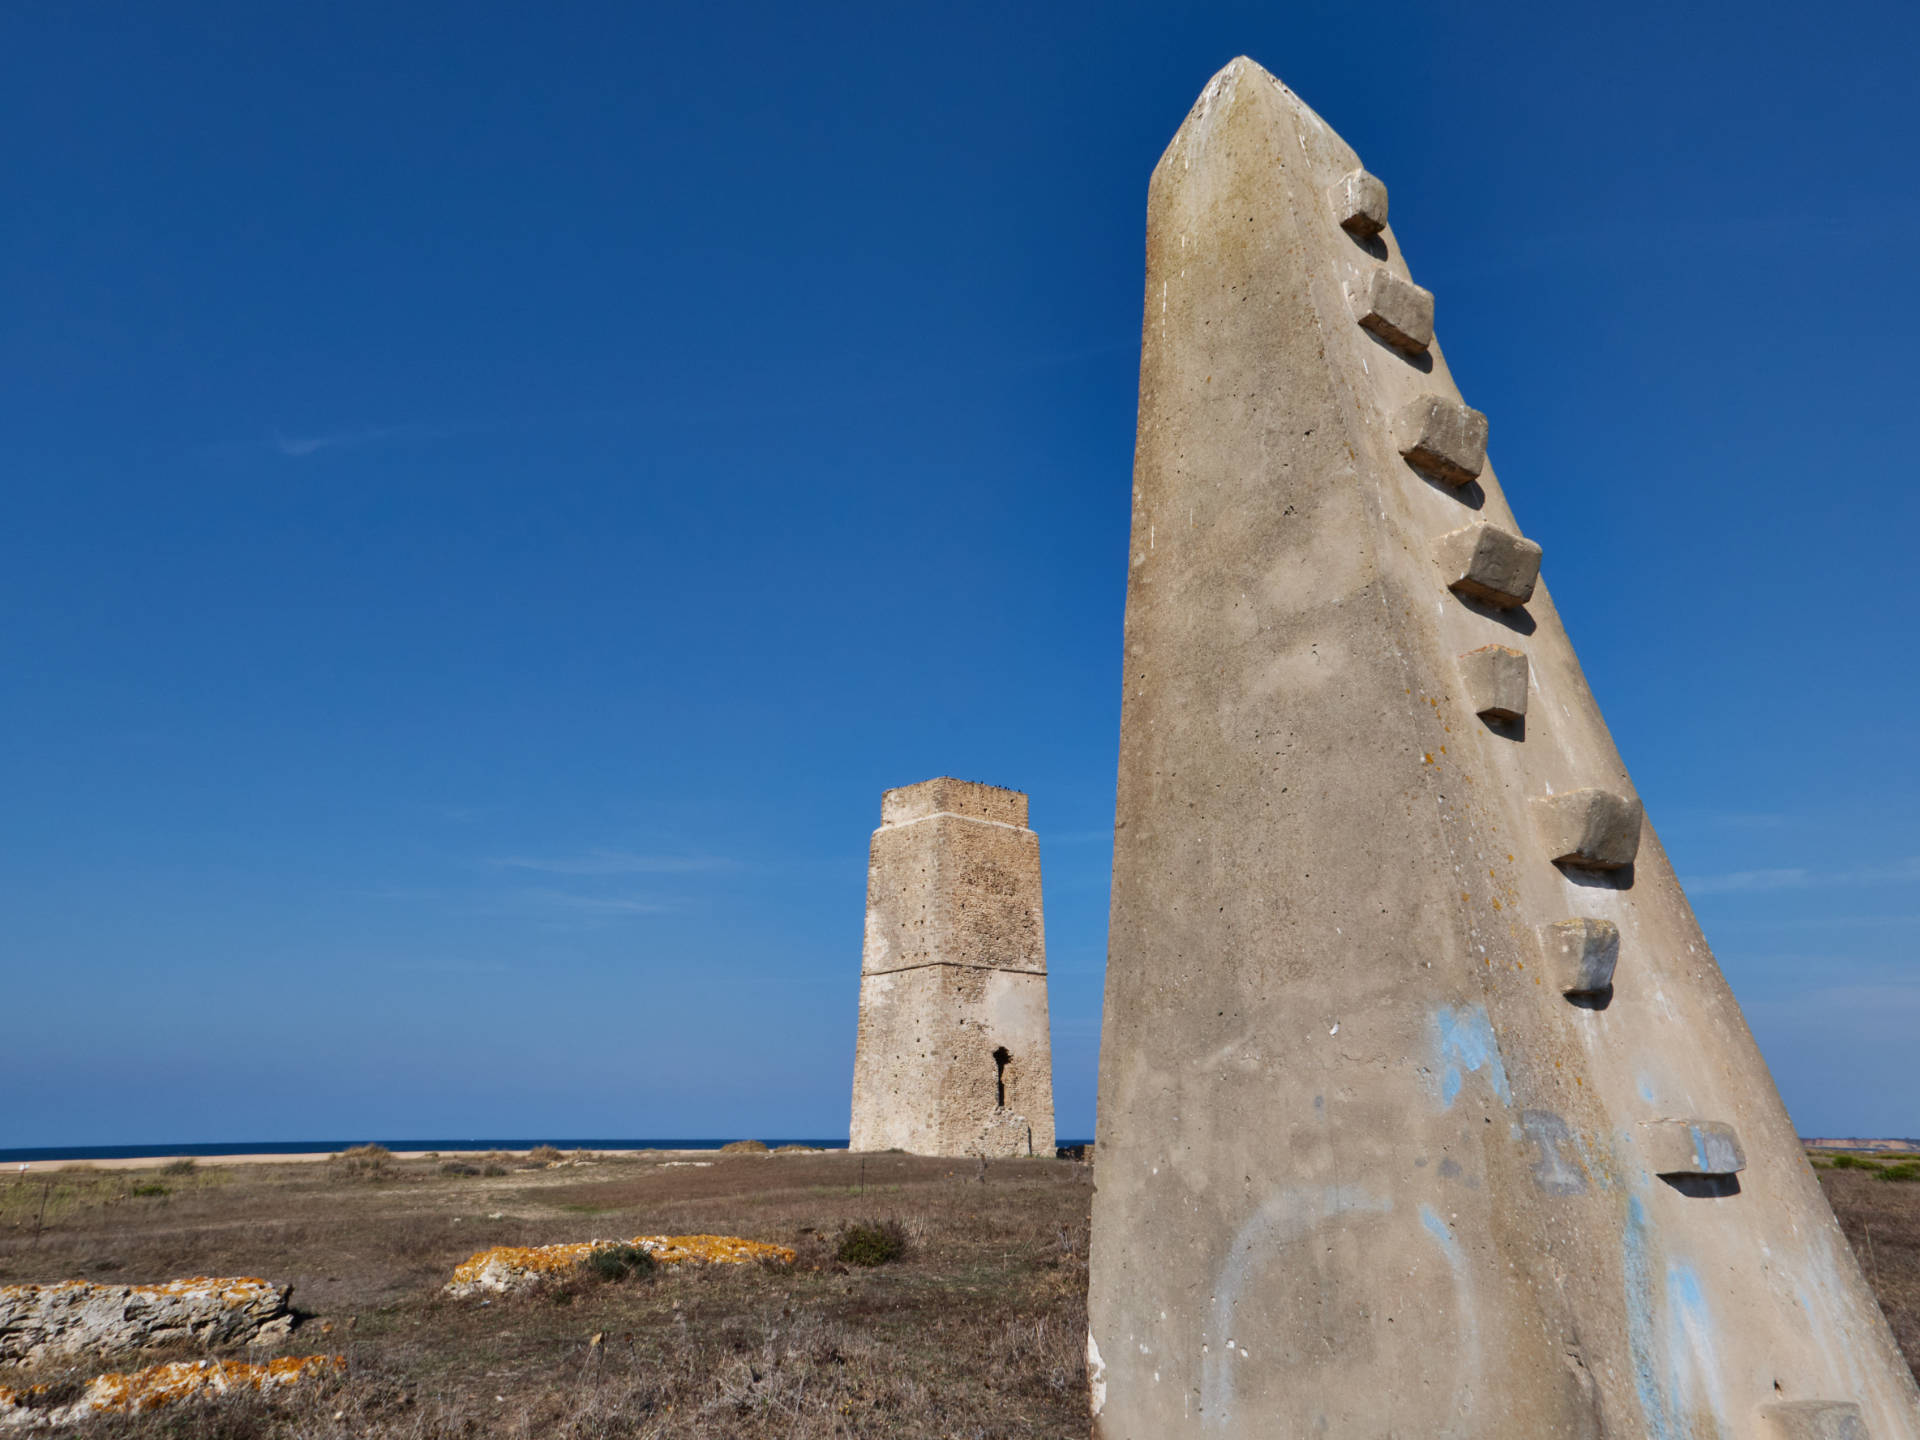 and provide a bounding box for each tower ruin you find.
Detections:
[849,777,1056,1157]
[1086,57,1920,1440]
